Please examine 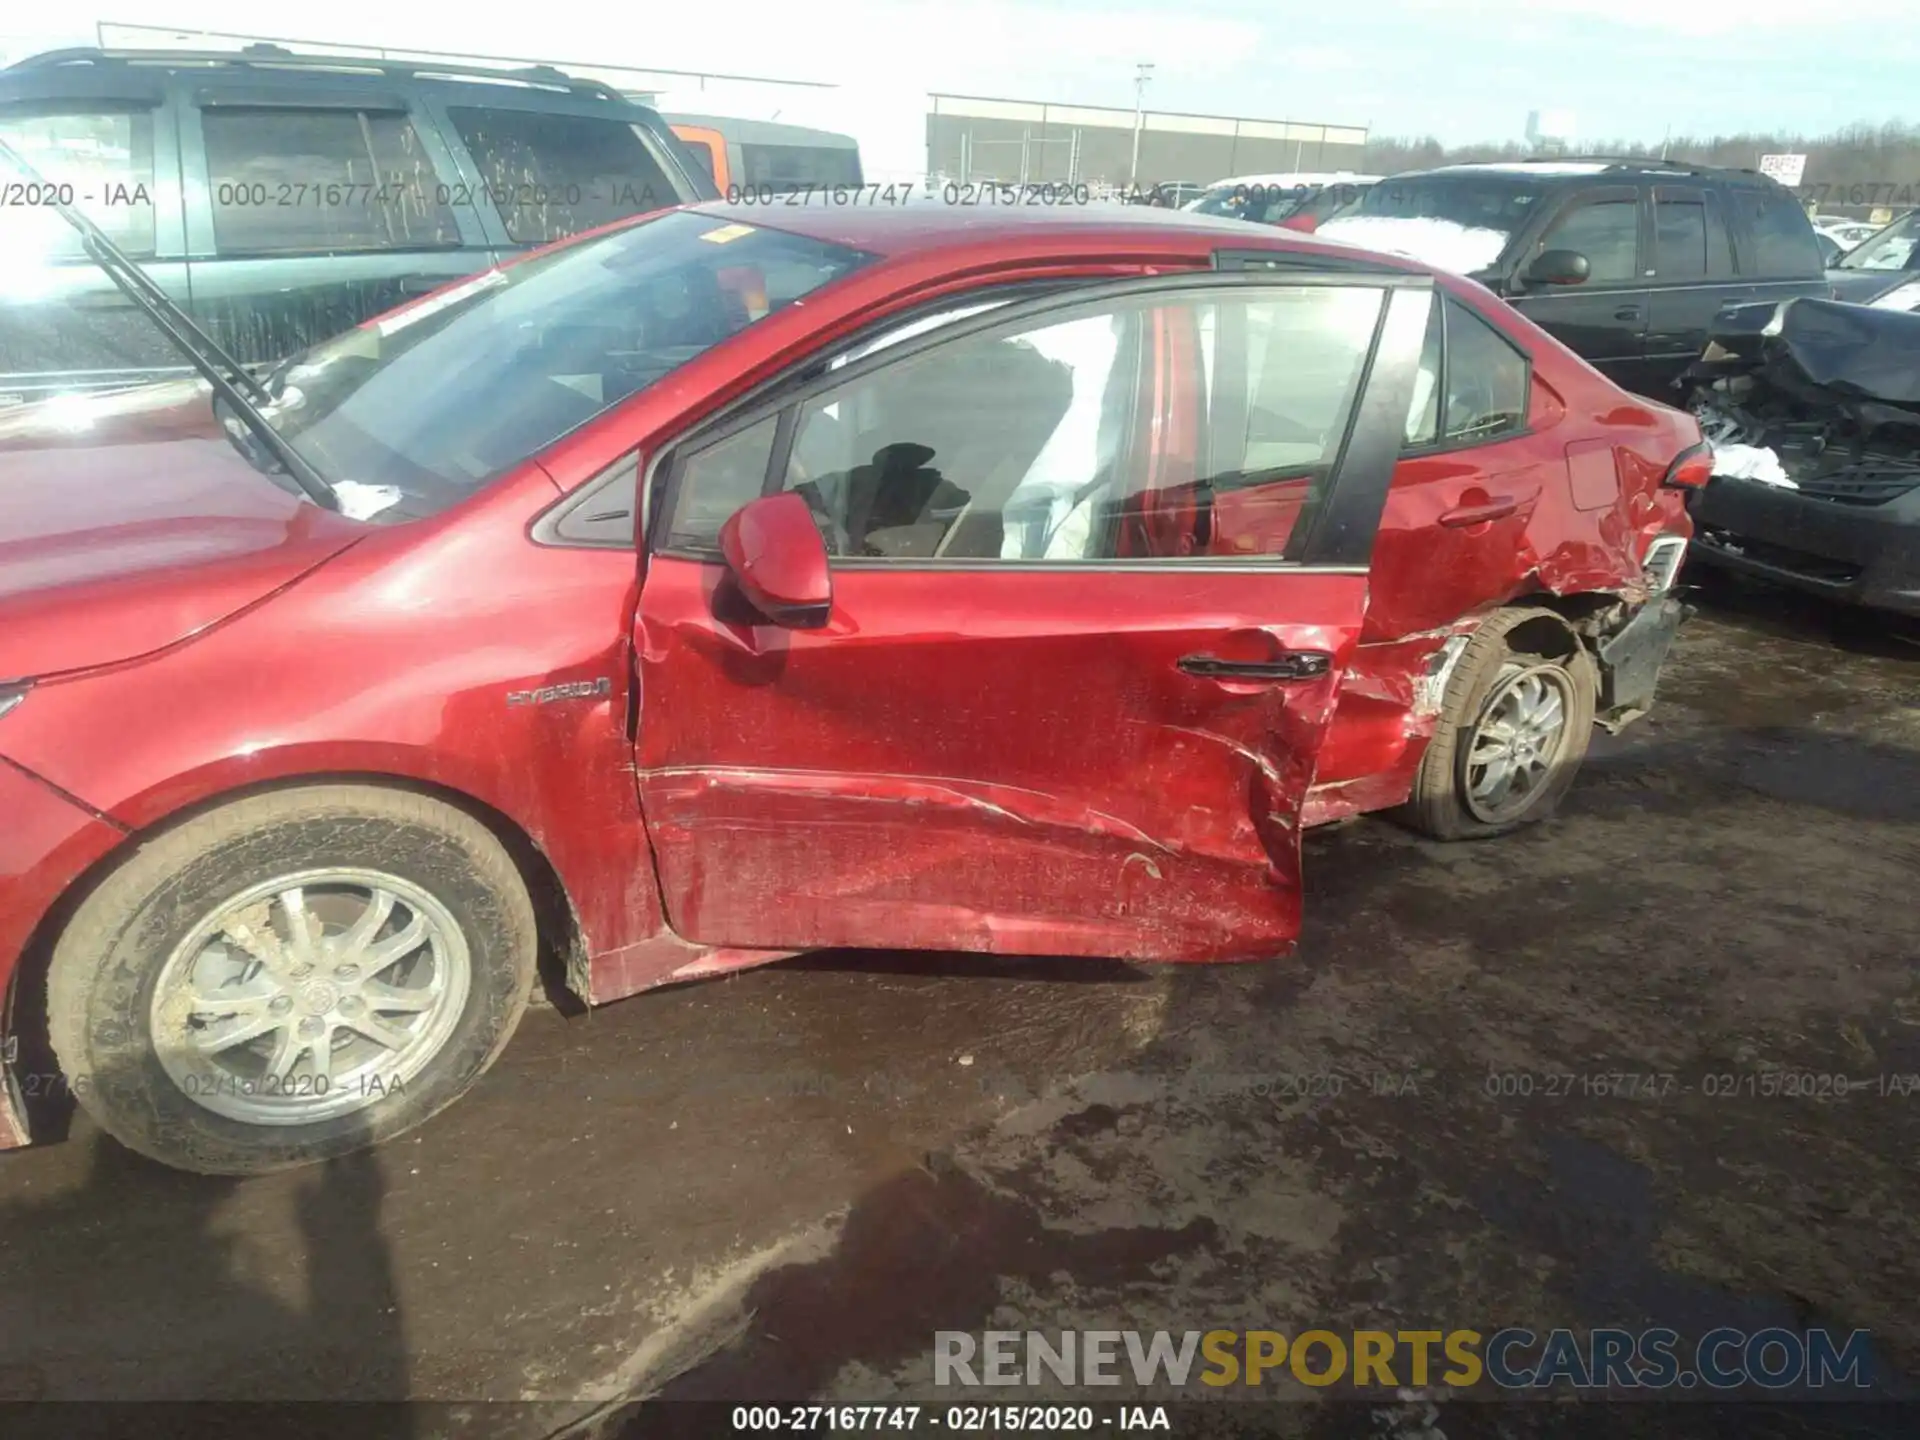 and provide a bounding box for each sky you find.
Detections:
[0,0,1912,145]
